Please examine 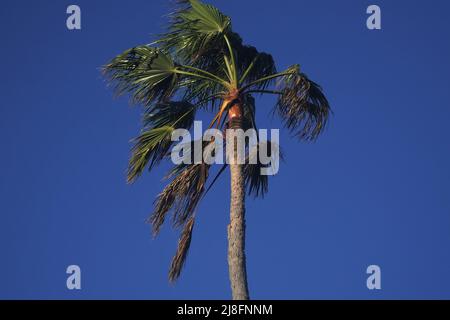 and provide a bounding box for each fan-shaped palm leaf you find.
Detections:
[238,45,277,90]
[103,0,331,292]
[103,46,179,106]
